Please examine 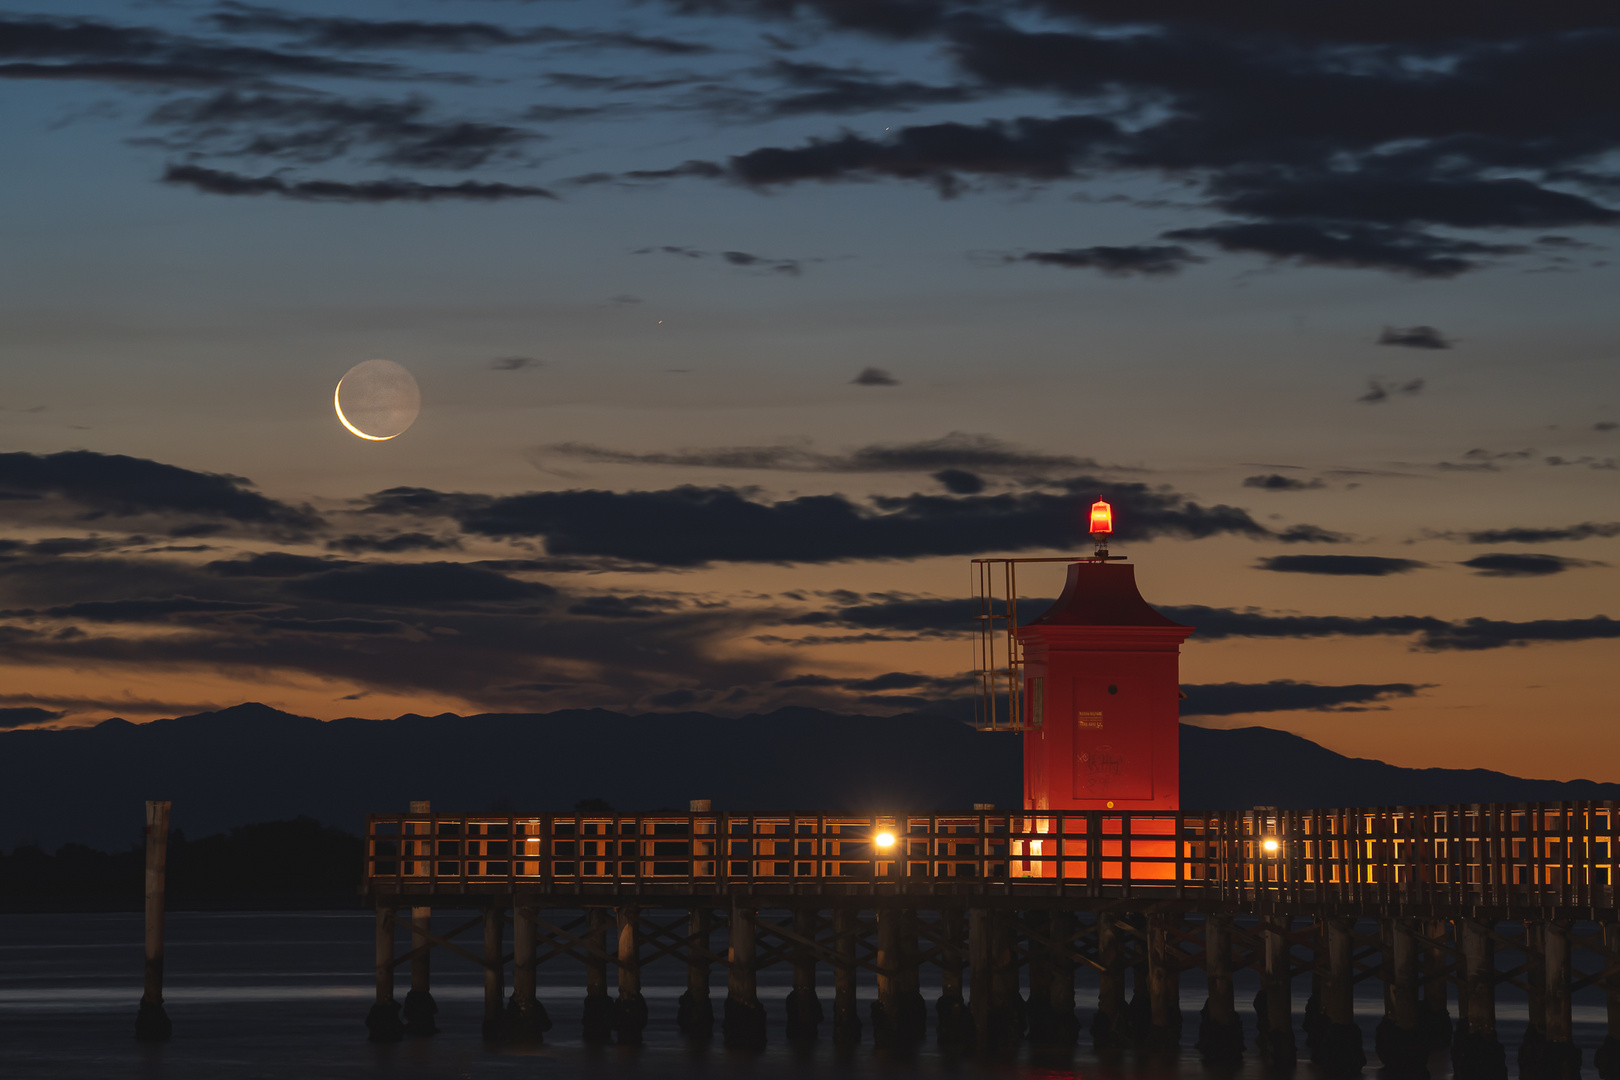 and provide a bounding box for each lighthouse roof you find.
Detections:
[1022,560,1190,629]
